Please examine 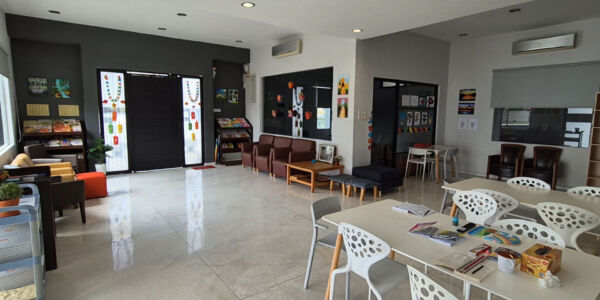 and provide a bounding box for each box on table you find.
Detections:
[520,243,562,278]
